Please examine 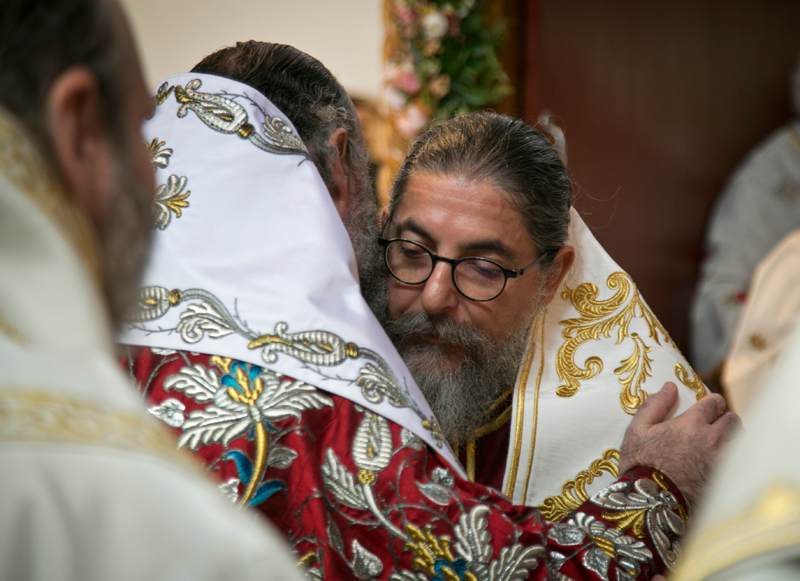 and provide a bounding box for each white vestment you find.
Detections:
[691,122,800,373]
[504,209,706,509]
[723,228,800,421]
[674,324,800,581]
[0,109,303,580]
